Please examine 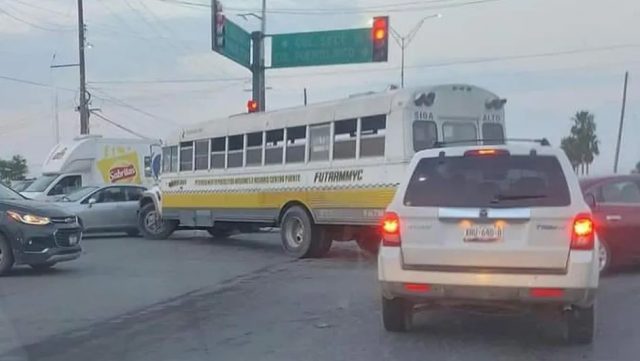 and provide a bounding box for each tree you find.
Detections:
[0,155,28,184]
[560,111,600,175]
[634,161,640,174]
